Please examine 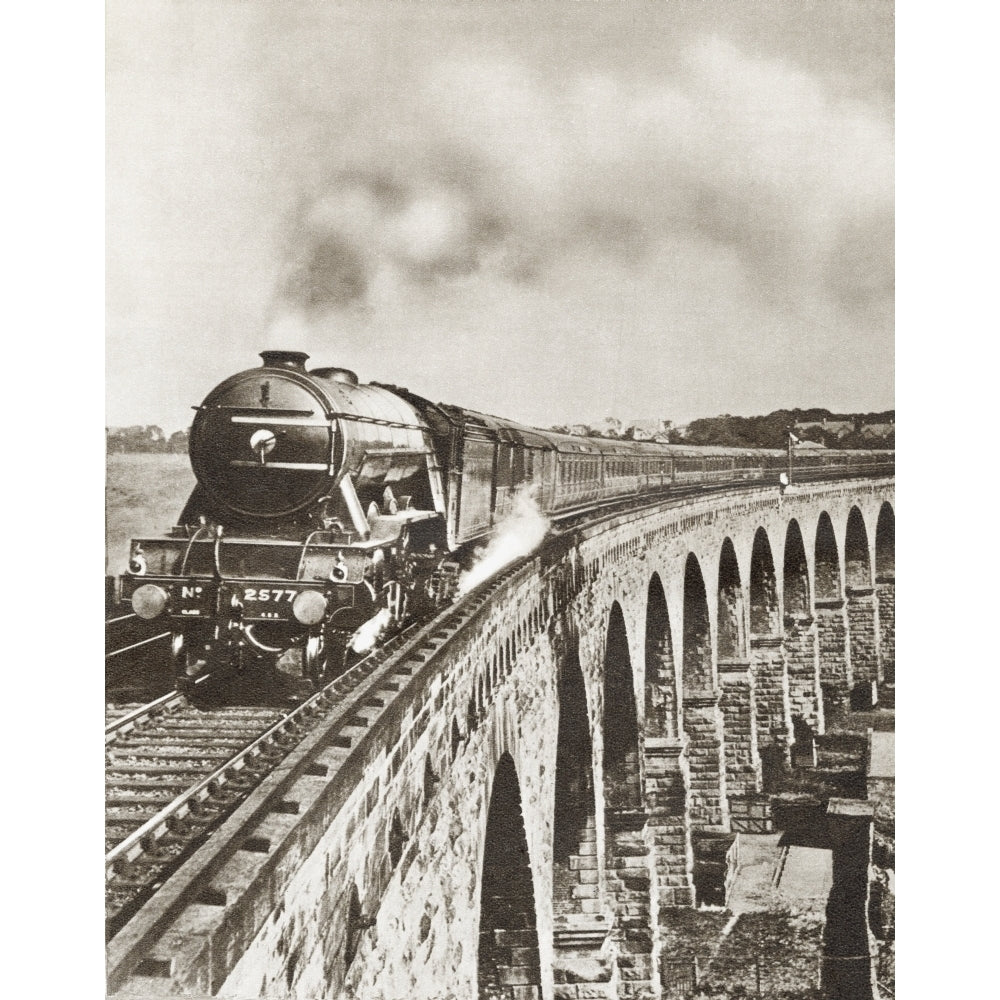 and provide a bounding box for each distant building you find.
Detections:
[627,418,670,436]
[794,417,854,439]
[860,421,894,440]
